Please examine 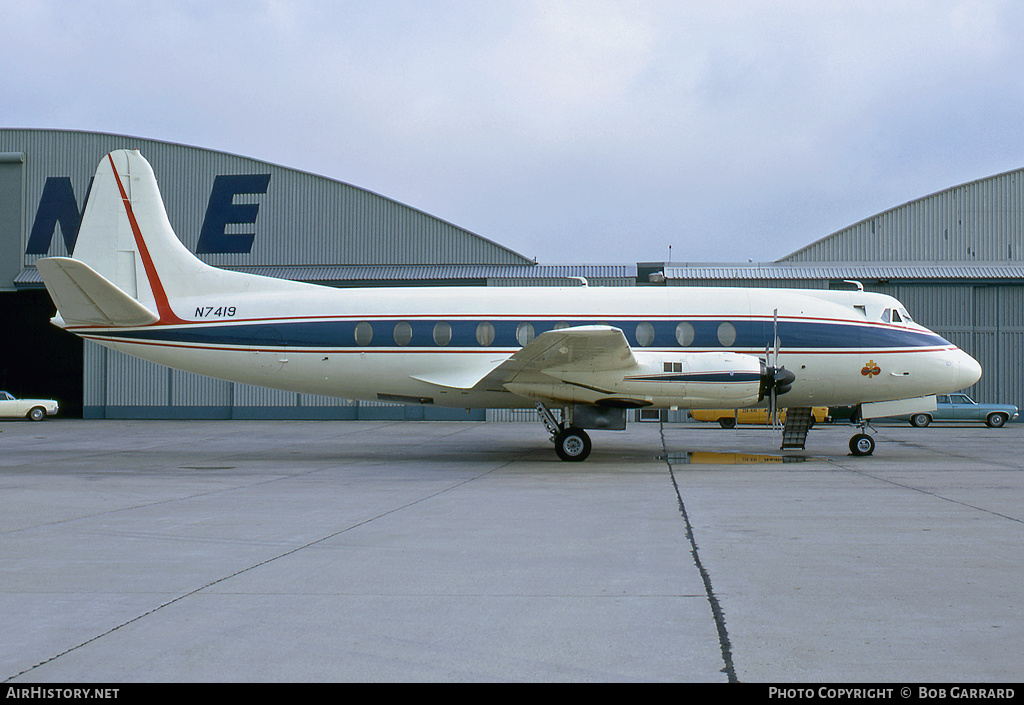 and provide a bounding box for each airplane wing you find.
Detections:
[411,325,637,391]
[36,257,160,327]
